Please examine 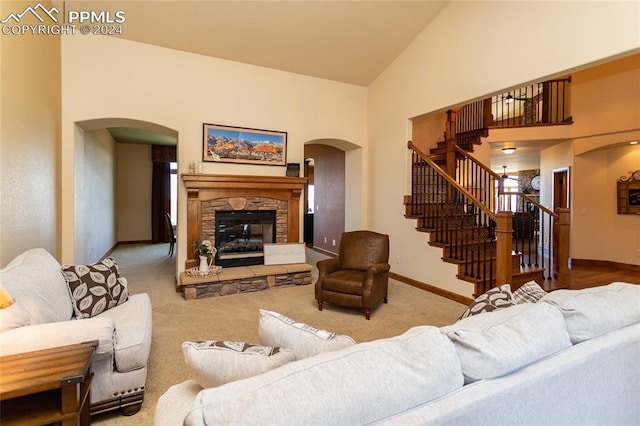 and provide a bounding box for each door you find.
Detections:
[553,168,570,210]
